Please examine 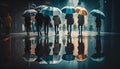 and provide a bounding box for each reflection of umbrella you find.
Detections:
[40,6,62,16]
[62,54,75,61]
[76,7,88,15]
[91,53,104,62]
[23,9,37,17]
[35,5,48,12]
[41,55,62,64]
[23,54,37,62]
[91,34,105,62]
[61,6,75,14]
[76,54,87,61]
[90,9,105,19]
